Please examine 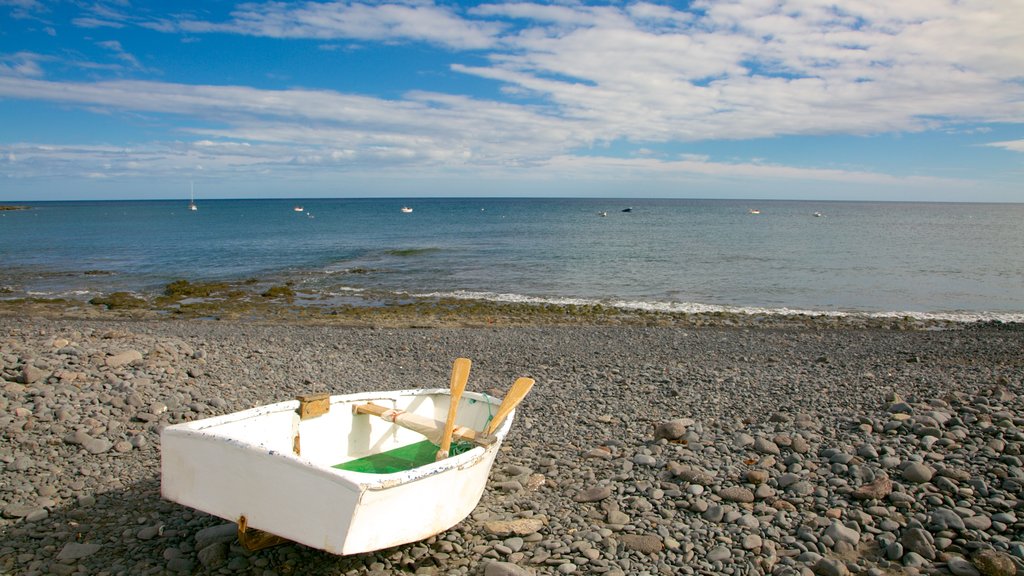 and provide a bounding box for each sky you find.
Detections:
[1,0,1022,202]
